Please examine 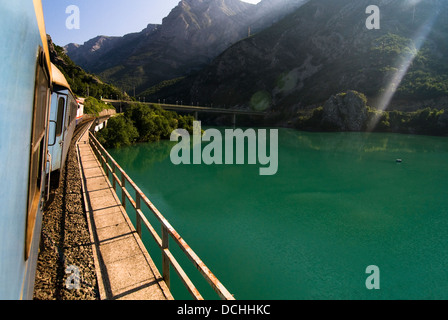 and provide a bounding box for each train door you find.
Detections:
[59,93,76,174]
[47,90,68,186]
